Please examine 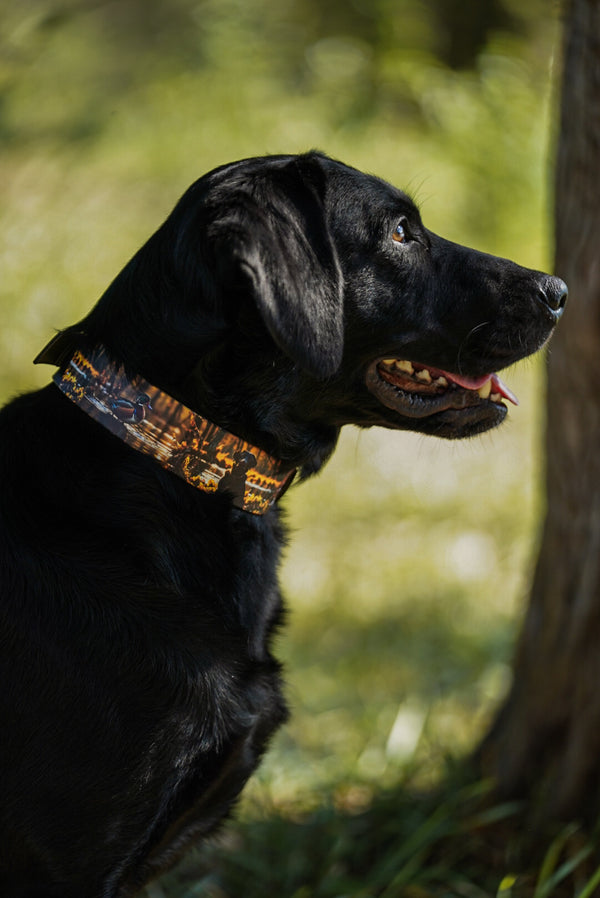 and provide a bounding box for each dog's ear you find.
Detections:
[211,155,344,379]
